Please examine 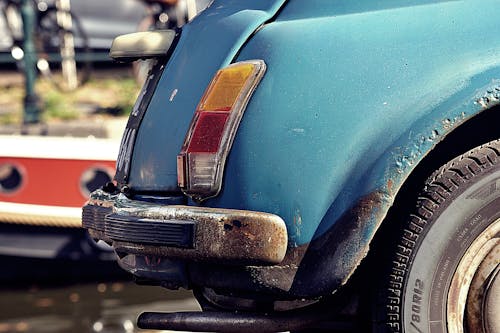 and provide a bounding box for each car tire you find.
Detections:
[376,139,500,333]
